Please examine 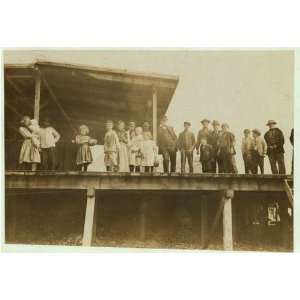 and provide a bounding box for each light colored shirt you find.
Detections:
[39,127,60,148]
[241,136,253,155]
